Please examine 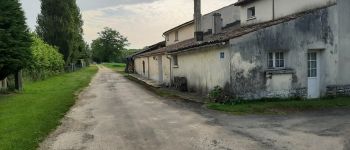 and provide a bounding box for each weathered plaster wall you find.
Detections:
[162,55,171,86]
[337,0,350,84]
[134,57,149,78]
[166,24,195,46]
[230,6,338,98]
[172,46,231,94]
[201,4,240,33]
[148,56,160,82]
[241,0,336,25]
